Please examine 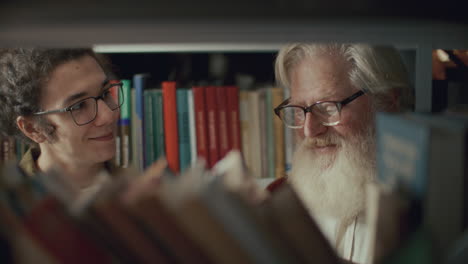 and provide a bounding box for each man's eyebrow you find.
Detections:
[290,93,339,105]
[62,78,109,107]
[102,78,110,87]
[63,91,89,107]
